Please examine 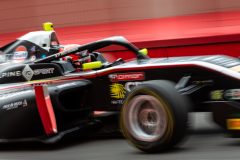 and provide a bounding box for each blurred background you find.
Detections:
[1,0,240,58]
[0,0,240,33]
